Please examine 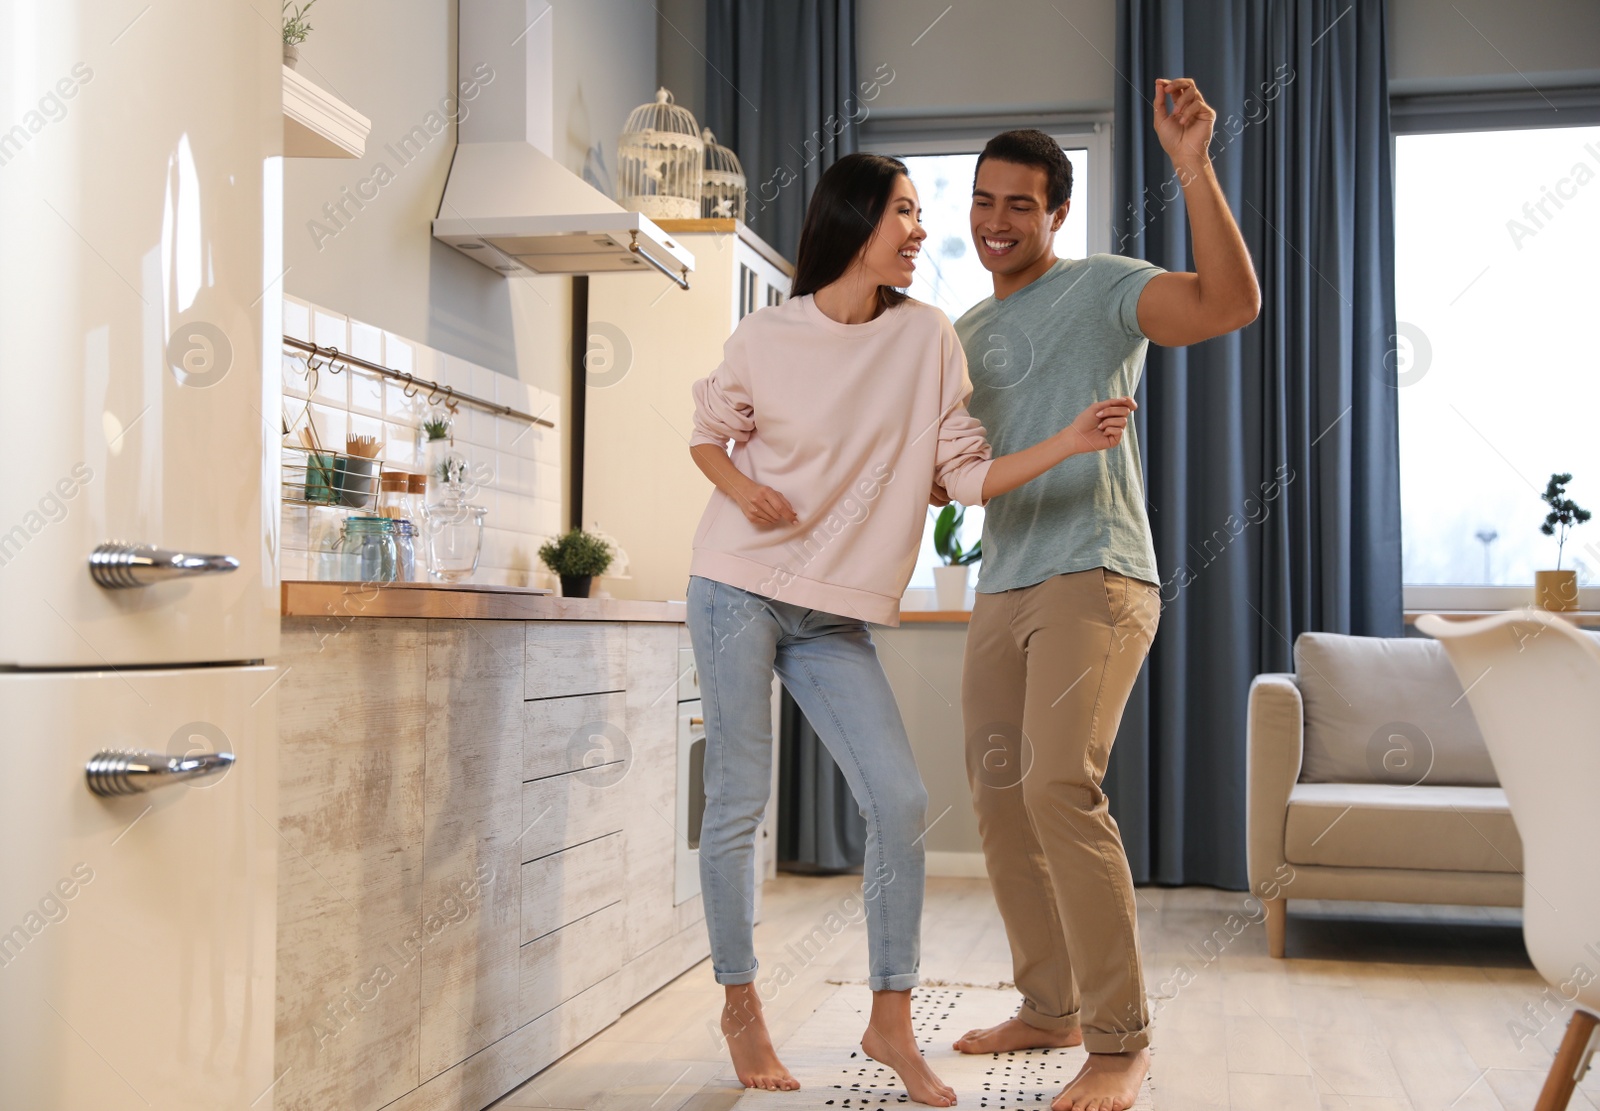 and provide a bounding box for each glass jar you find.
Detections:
[421,498,486,582]
[338,516,399,583]
[393,519,418,582]
[376,471,410,519]
[407,472,428,524]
